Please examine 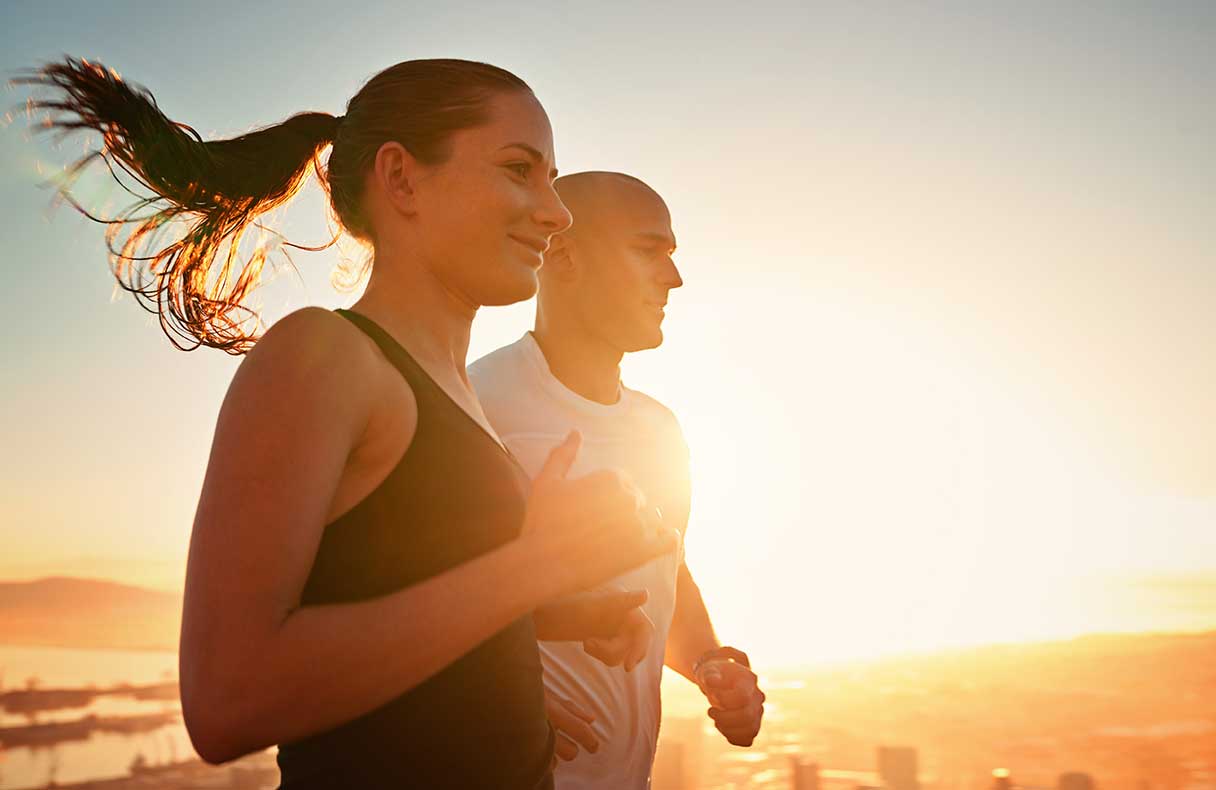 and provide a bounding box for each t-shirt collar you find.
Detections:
[520,331,629,416]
